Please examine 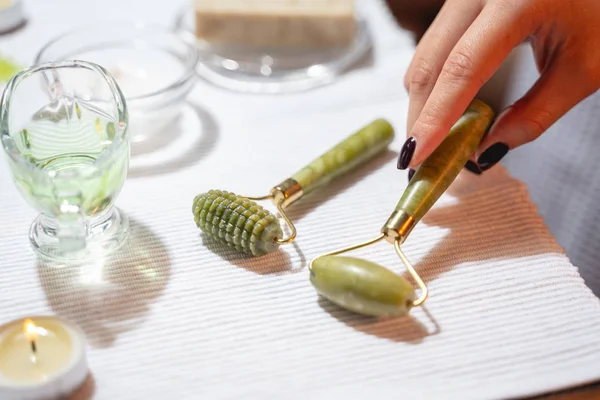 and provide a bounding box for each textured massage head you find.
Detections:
[193,189,283,257]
